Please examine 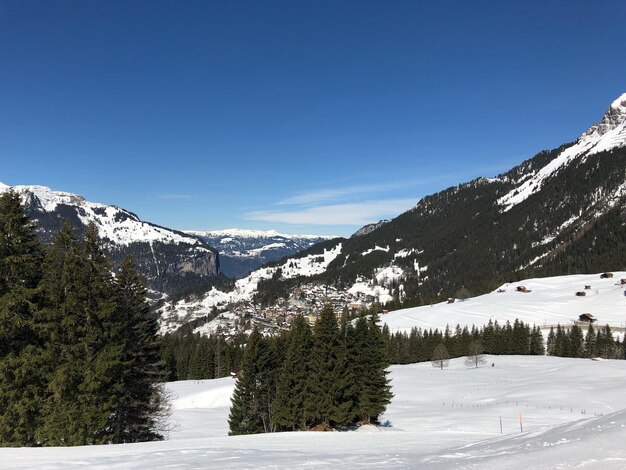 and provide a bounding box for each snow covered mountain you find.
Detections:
[0,183,220,297]
[498,92,626,210]
[163,91,626,331]
[185,228,335,278]
[244,91,626,309]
